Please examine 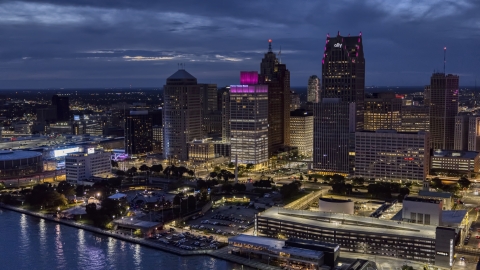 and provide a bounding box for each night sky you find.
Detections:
[0,0,479,89]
